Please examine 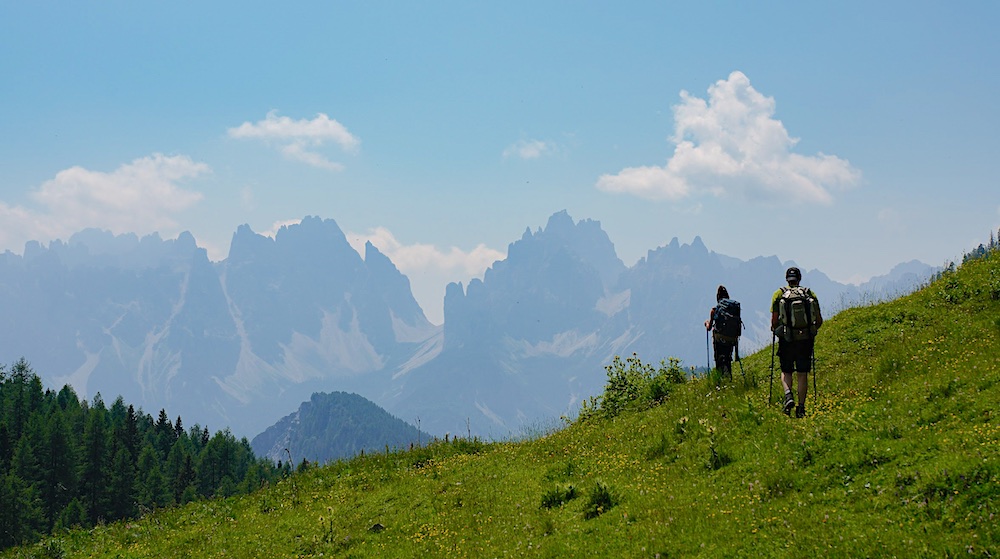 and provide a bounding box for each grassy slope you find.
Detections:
[7,252,999,558]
